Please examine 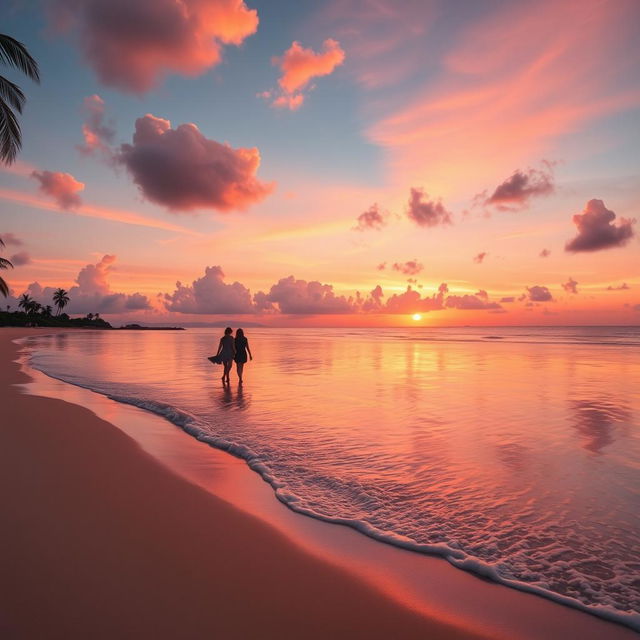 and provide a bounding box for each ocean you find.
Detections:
[22,326,640,630]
